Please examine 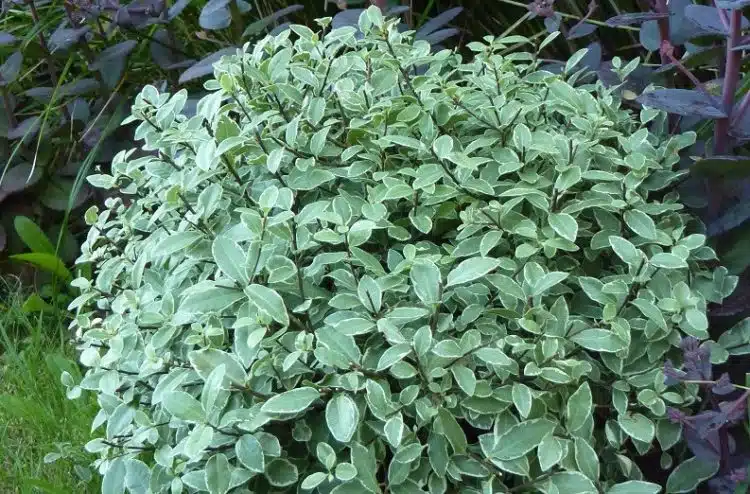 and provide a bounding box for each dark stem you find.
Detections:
[714,9,742,155]
[1,87,17,128]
